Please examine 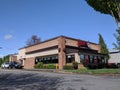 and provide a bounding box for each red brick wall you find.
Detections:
[9,55,17,62]
[24,57,35,69]
[65,38,101,53]
[58,37,66,70]
[88,43,100,53]
[26,39,58,53]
